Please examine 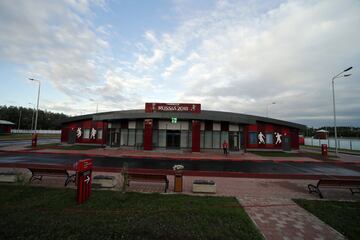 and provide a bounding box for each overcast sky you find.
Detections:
[0,0,359,127]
